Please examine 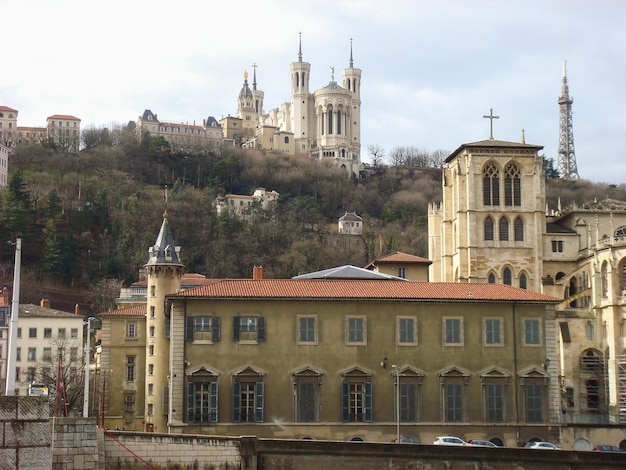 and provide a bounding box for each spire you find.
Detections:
[146,187,183,267]
[298,32,303,62]
[252,63,258,91]
[521,128,525,144]
[349,38,354,68]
